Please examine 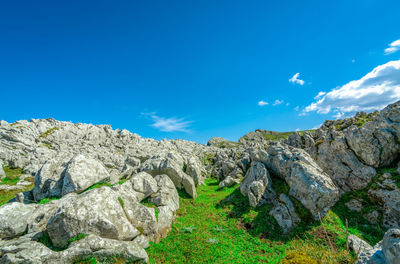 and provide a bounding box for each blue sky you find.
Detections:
[1,0,400,143]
